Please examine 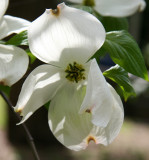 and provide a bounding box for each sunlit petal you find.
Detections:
[48,84,94,151]
[28,3,105,67]
[0,0,8,19]
[0,15,30,40]
[87,84,124,146]
[101,84,124,145]
[94,0,146,17]
[0,44,29,86]
[80,59,113,127]
[14,65,65,124]
[48,83,124,151]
